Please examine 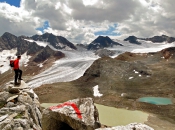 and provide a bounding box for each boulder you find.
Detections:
[17,93,33,104]
[0,114,8,122]
[7,95,18,102]
[8,88,20,94]
[6,102,15,107]
[0,92,11,102]
[42,98,101,130]
[3,84,13,92]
